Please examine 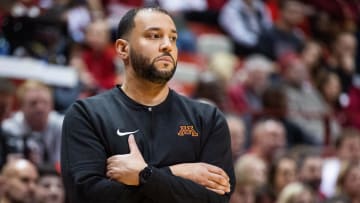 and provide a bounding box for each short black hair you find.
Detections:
[116,7,172,39]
